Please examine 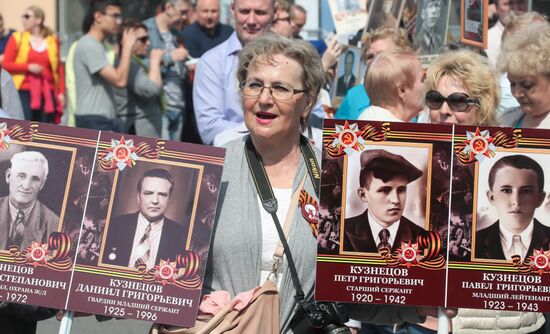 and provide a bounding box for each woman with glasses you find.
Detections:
[2,5,64,124]
[114,20,164,138]
[154,33,429,334]
[425,49,546,334]
[425,49,499,126]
